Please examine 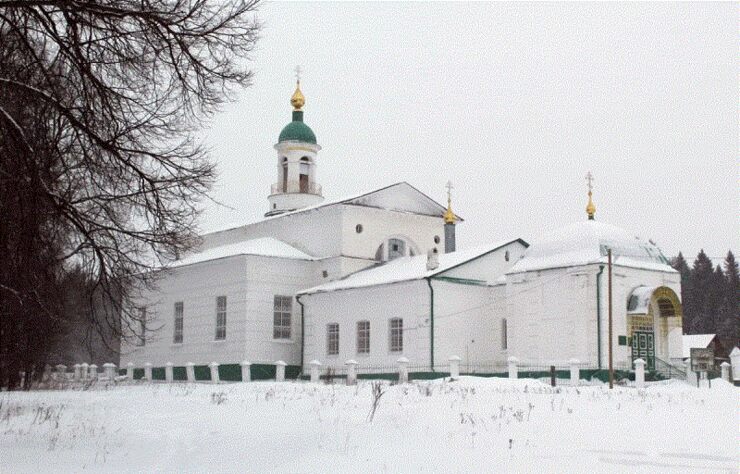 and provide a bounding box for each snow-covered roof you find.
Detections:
[682,334,717,359]
[299,240,521,295]
[626,286,657,314]
[507,220,676,274]
[202,182,461,236]
[171,238,313,268]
